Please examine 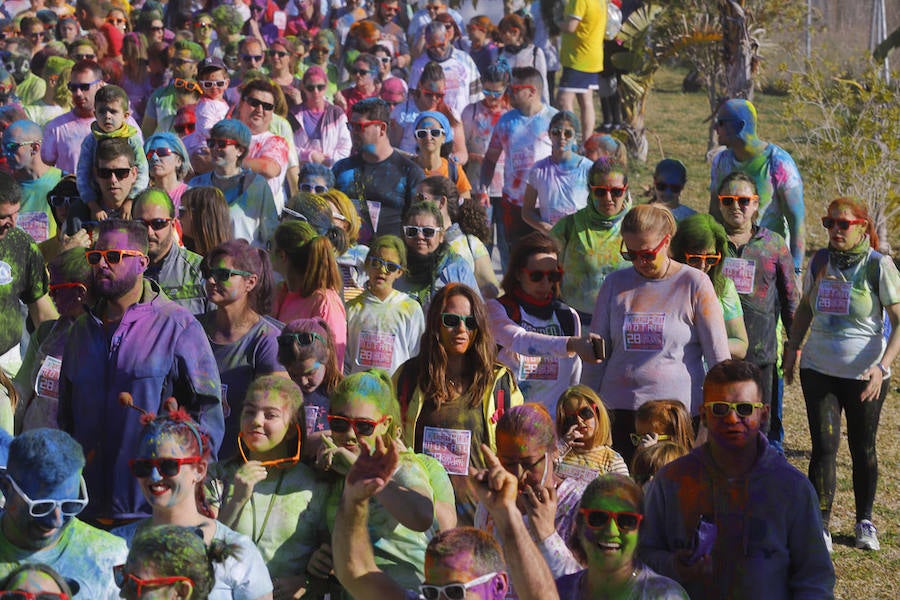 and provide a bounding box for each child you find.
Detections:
[633,398,695,451]
[649,158,696,222]
[345,235,425,375]
[195,56,231,140]
[207,375,329,599]
[630,441,689,487]
[76,84,149,219]
[276,318,343,439]
[555,385,628,480]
